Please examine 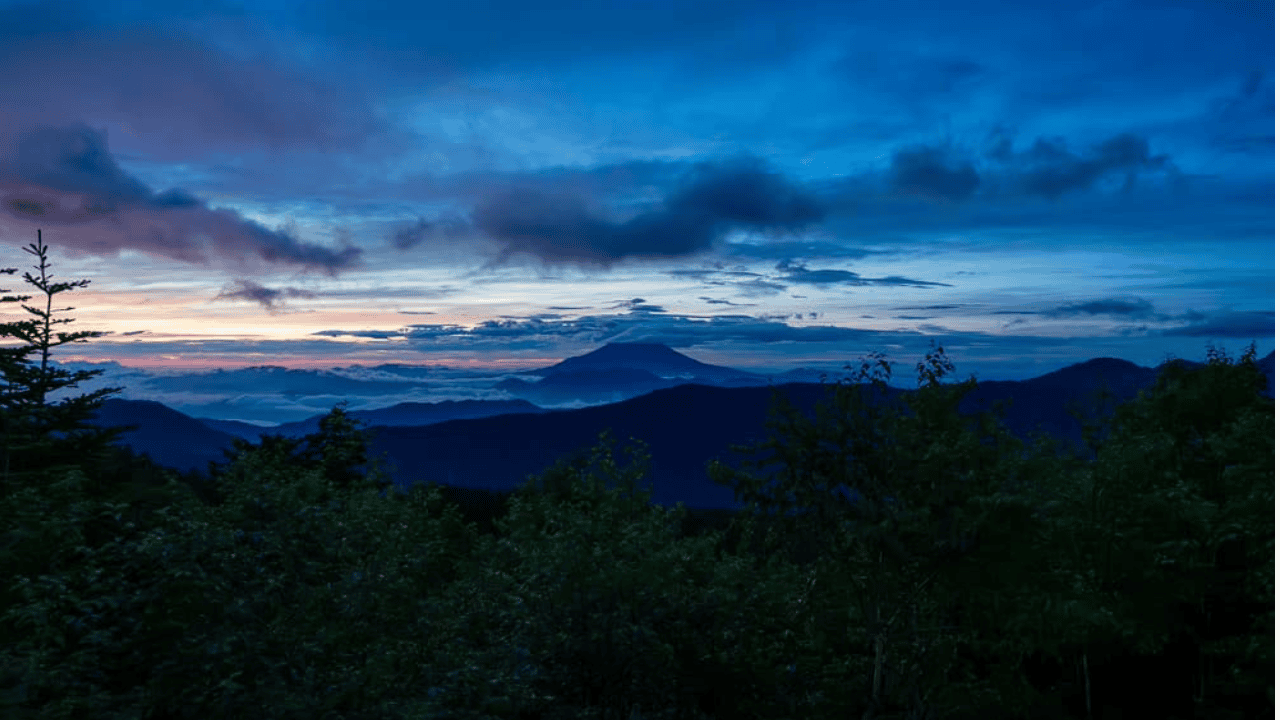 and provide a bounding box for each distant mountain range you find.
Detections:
[196,399,547,443]
[48,343,839,424]
[81,344,1274,511]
